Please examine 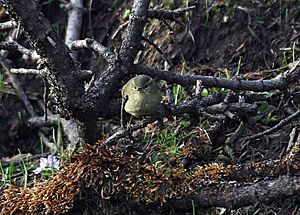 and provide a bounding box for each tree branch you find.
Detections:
[5,0,84,115]
[132,62,300,91]
[119,0,150,67]
[70,38,115,65]
[169,176,300,209]
[65,0,83,47]
[148,6,196,21]
[0,20,17,30]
